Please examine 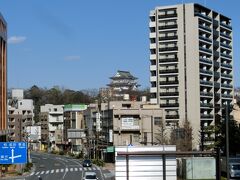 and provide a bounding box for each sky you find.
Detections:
[0,0,239,90]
